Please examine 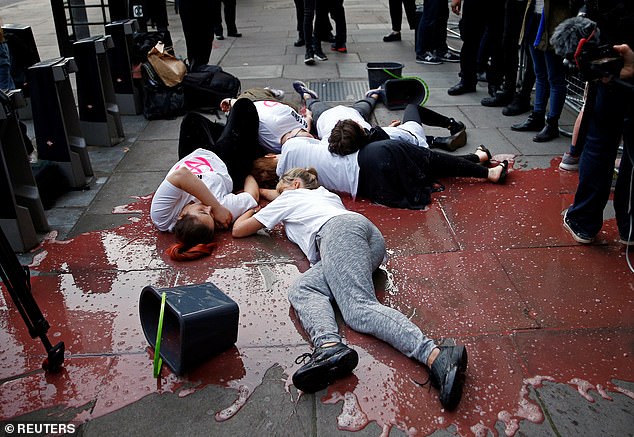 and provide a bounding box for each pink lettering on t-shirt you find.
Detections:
[174,156,215,175]
[262,100,281,107]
